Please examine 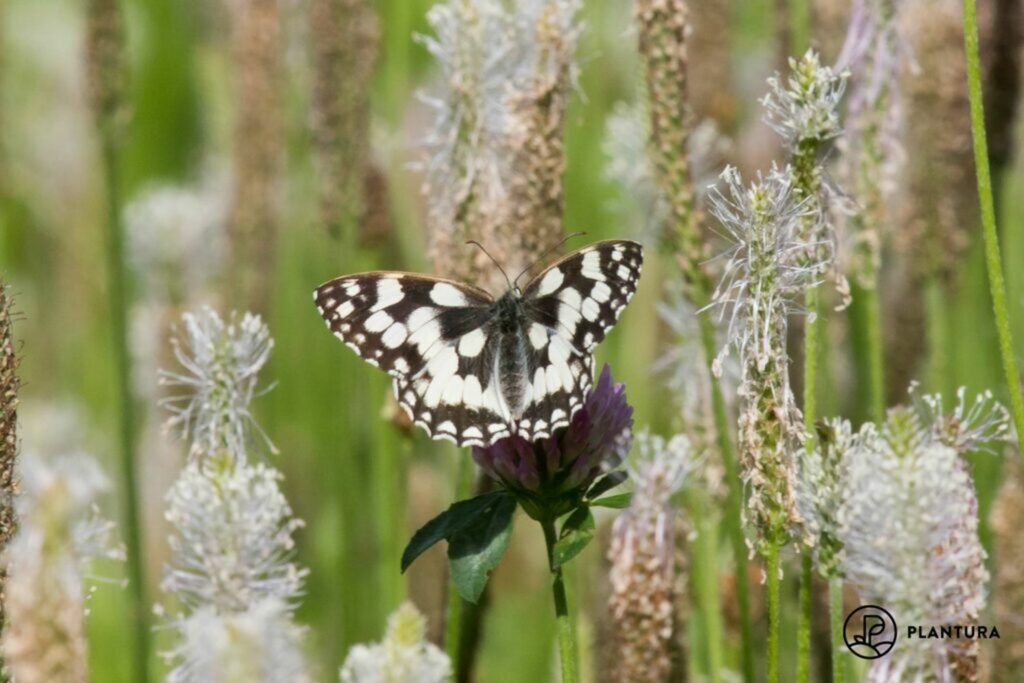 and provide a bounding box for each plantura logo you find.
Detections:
[844,605,897,660]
